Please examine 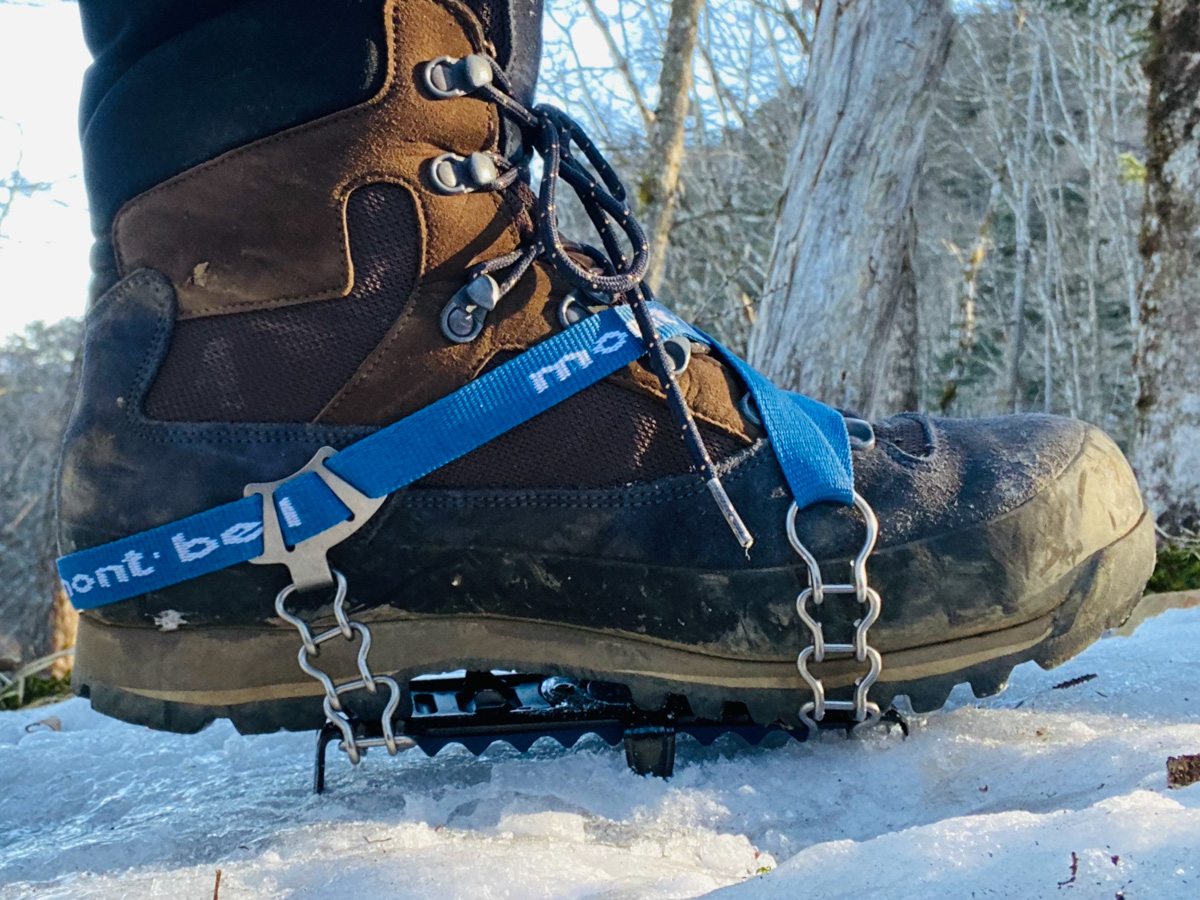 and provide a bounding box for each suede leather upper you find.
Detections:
[111,0,757,462]
[113,0,510,317]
